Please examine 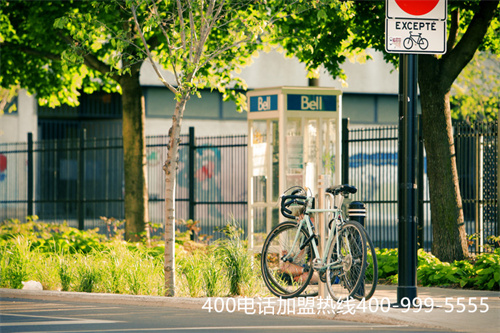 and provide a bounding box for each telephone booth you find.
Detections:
[247,86,343,250]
